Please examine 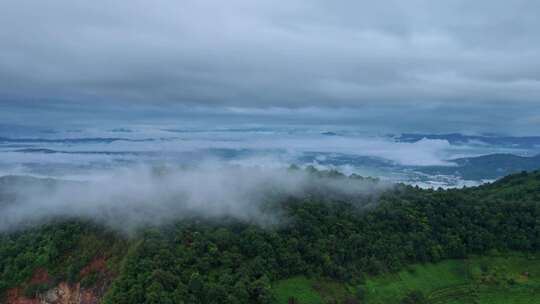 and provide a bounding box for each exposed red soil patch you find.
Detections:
[29,268,50,284]
[5,257,112,304]
[5,288,40,304]
[80,288,101,304]
[5,269,50,304]
[80,257,107,277]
